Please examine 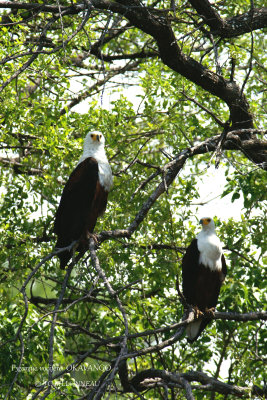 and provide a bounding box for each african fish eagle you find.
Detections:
[54,131,113,269]
[182,217,227,342]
